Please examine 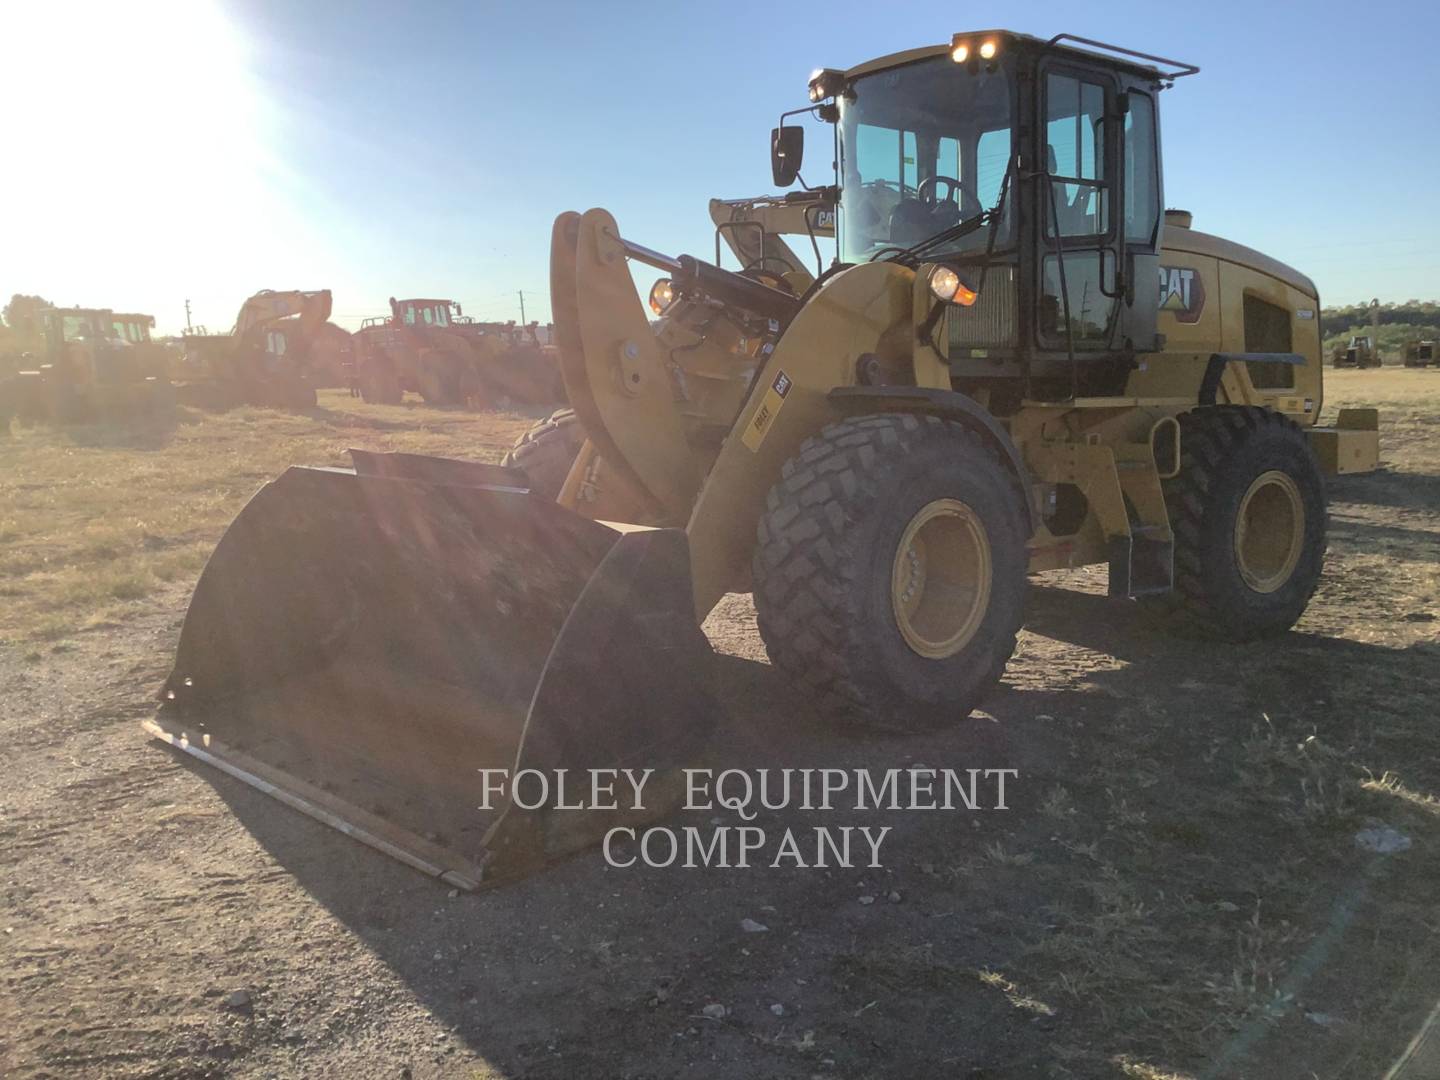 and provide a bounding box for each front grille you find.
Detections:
[945,267,1017,352]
